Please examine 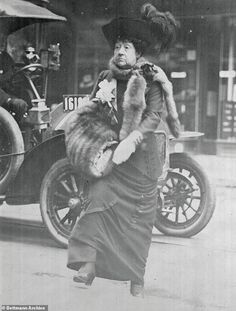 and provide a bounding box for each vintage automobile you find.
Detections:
[0,0,215,248]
